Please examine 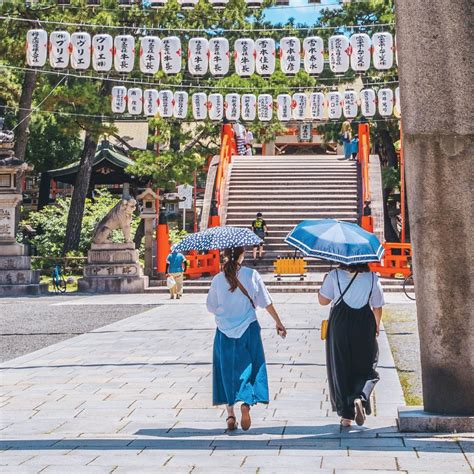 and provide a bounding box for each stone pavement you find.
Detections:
[0,294,472,473]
